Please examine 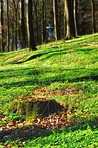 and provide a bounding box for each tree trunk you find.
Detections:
[12,0,17,51]
[0,0,1,52]
[13,0,19,50]
[6,0,10,52]
[69,0,75,37]
[91,0,95,33]
[21,0,27,48]
[1,0,4,52]
[64,0,78,39]
[53,0,59,40]
[0,0,4,52]
[64,0,71,39]
[28,0,37,51]
[42,0,47,43]
[25,3,29,47]
[73,0,78,37]
[18,1,23,48]
[77,0,79,34]
[12,15,16,51]
[34,2,39,44]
